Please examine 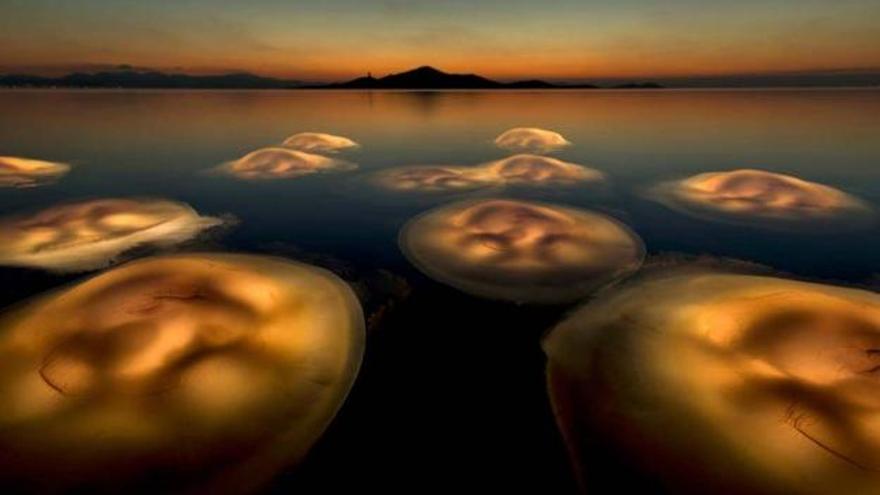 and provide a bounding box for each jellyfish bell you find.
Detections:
[280,132,359,154]
[0,198,224,272]
[544,269,880,494]
[493,127,572,154]
[0,253,365,493]
[477,154,605,186]
[648,169,874,231]
[372,165,493,193]
[0,156,71,188]
[218,147,356,180]
[399,198,644,304]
